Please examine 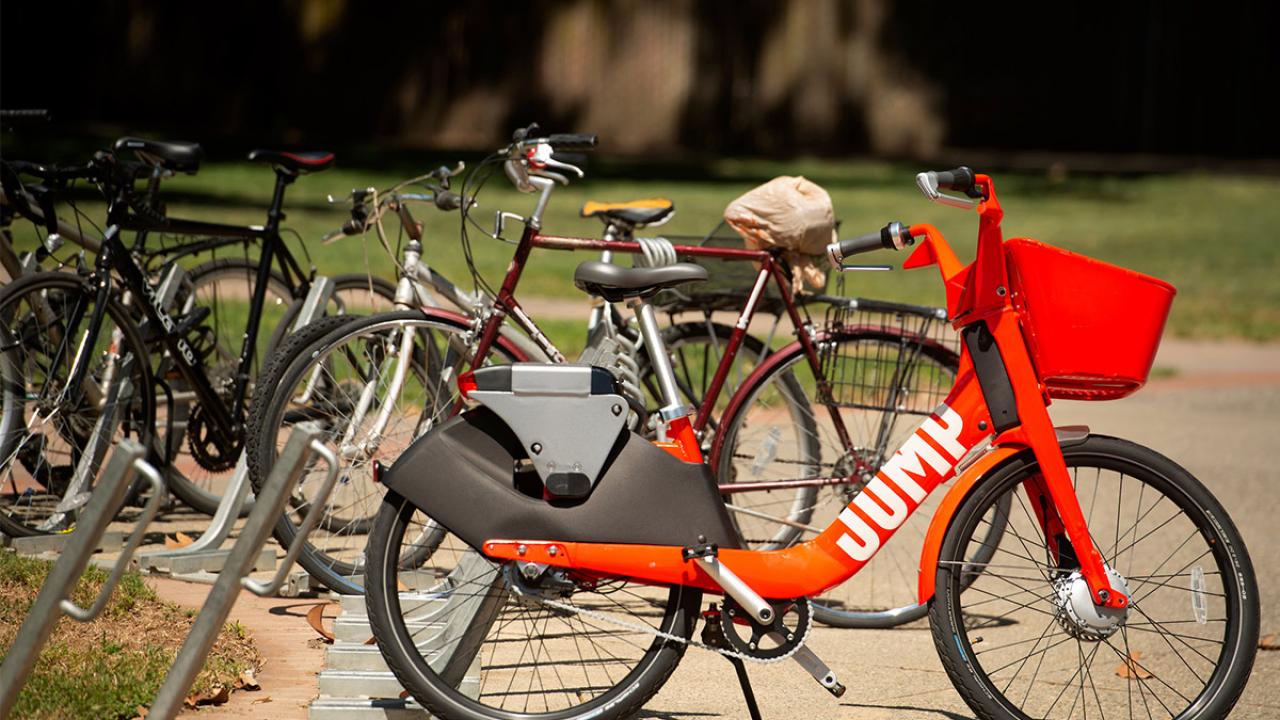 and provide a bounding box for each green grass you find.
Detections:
[0,550,258,720]
[13,158,1280,340]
